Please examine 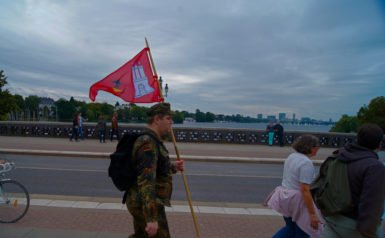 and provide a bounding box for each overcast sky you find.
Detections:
[1,0,385,121]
